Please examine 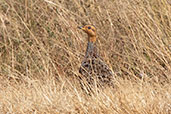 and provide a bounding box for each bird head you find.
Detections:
[78,25,96,37]
[78,25,97,43]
